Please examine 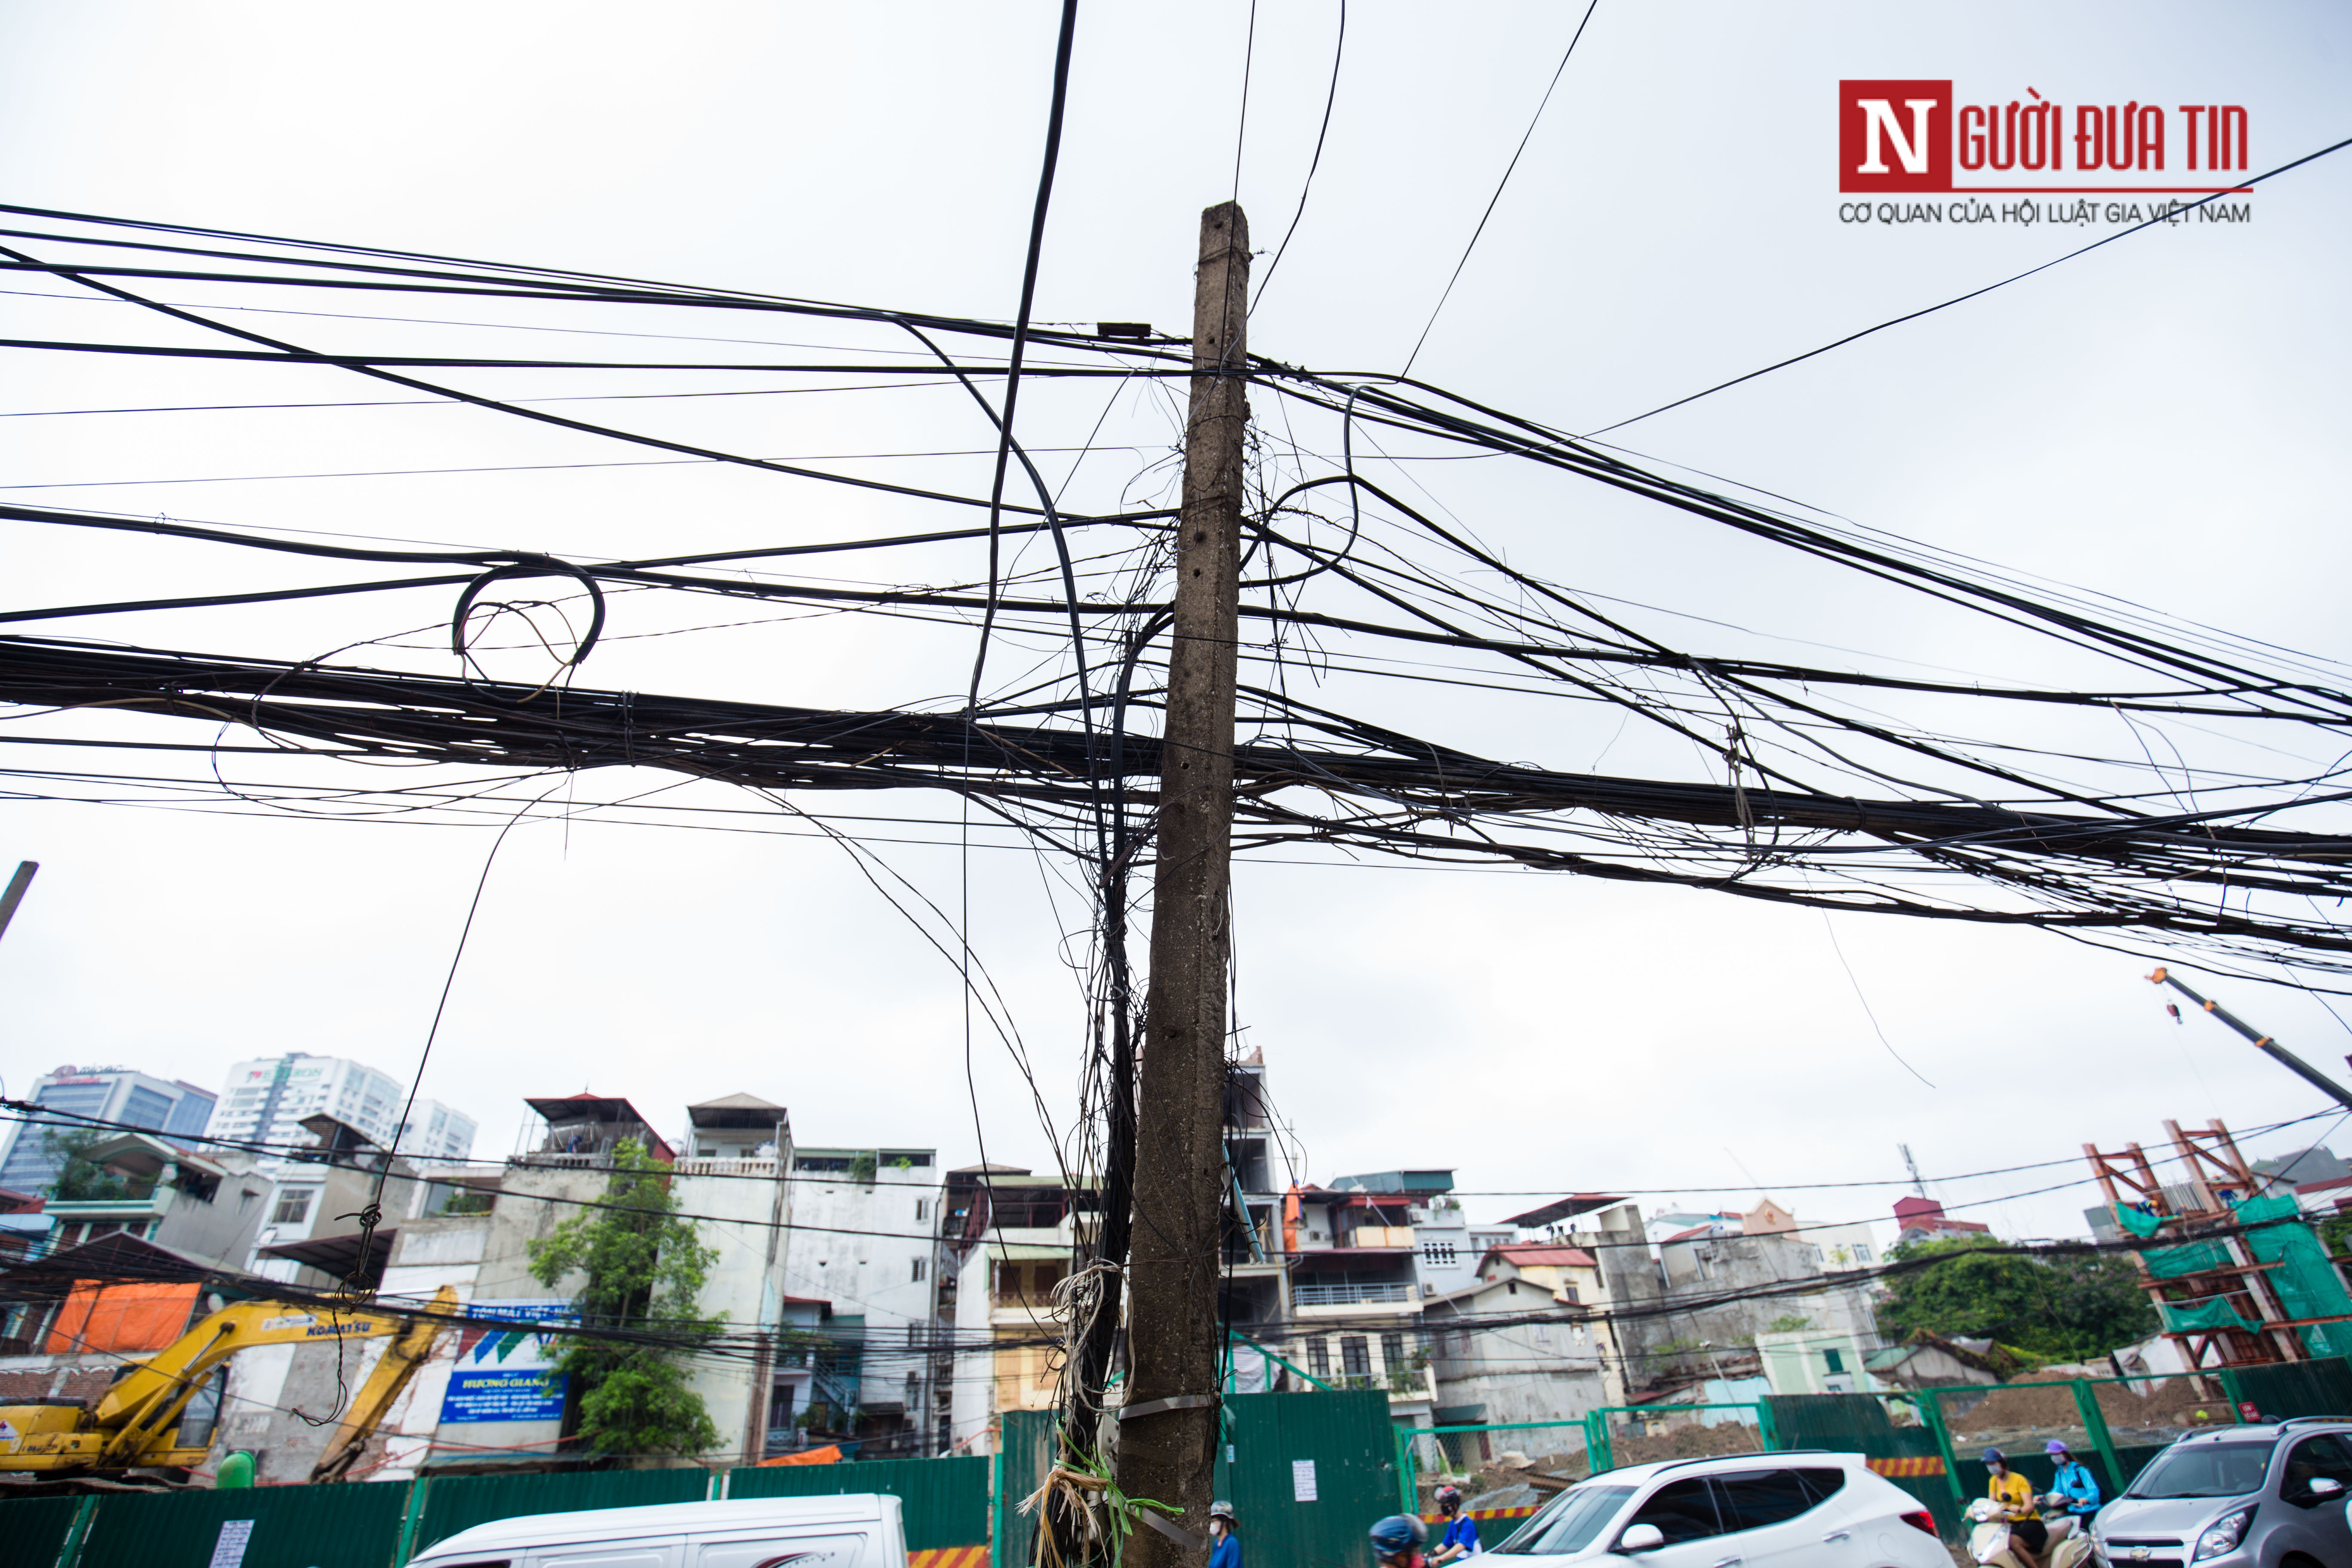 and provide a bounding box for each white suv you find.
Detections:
[1486,1452,1951,1566]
